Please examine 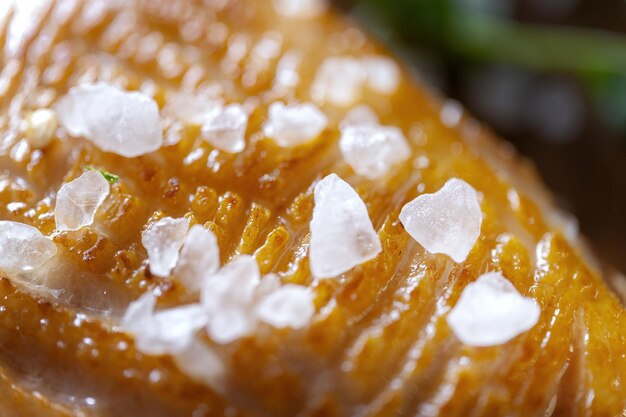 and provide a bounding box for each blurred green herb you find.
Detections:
[85,166,119,184]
